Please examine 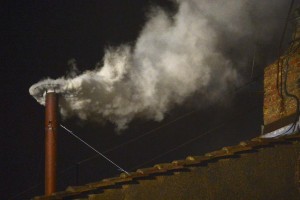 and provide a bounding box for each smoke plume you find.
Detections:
[30,0,291,130]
